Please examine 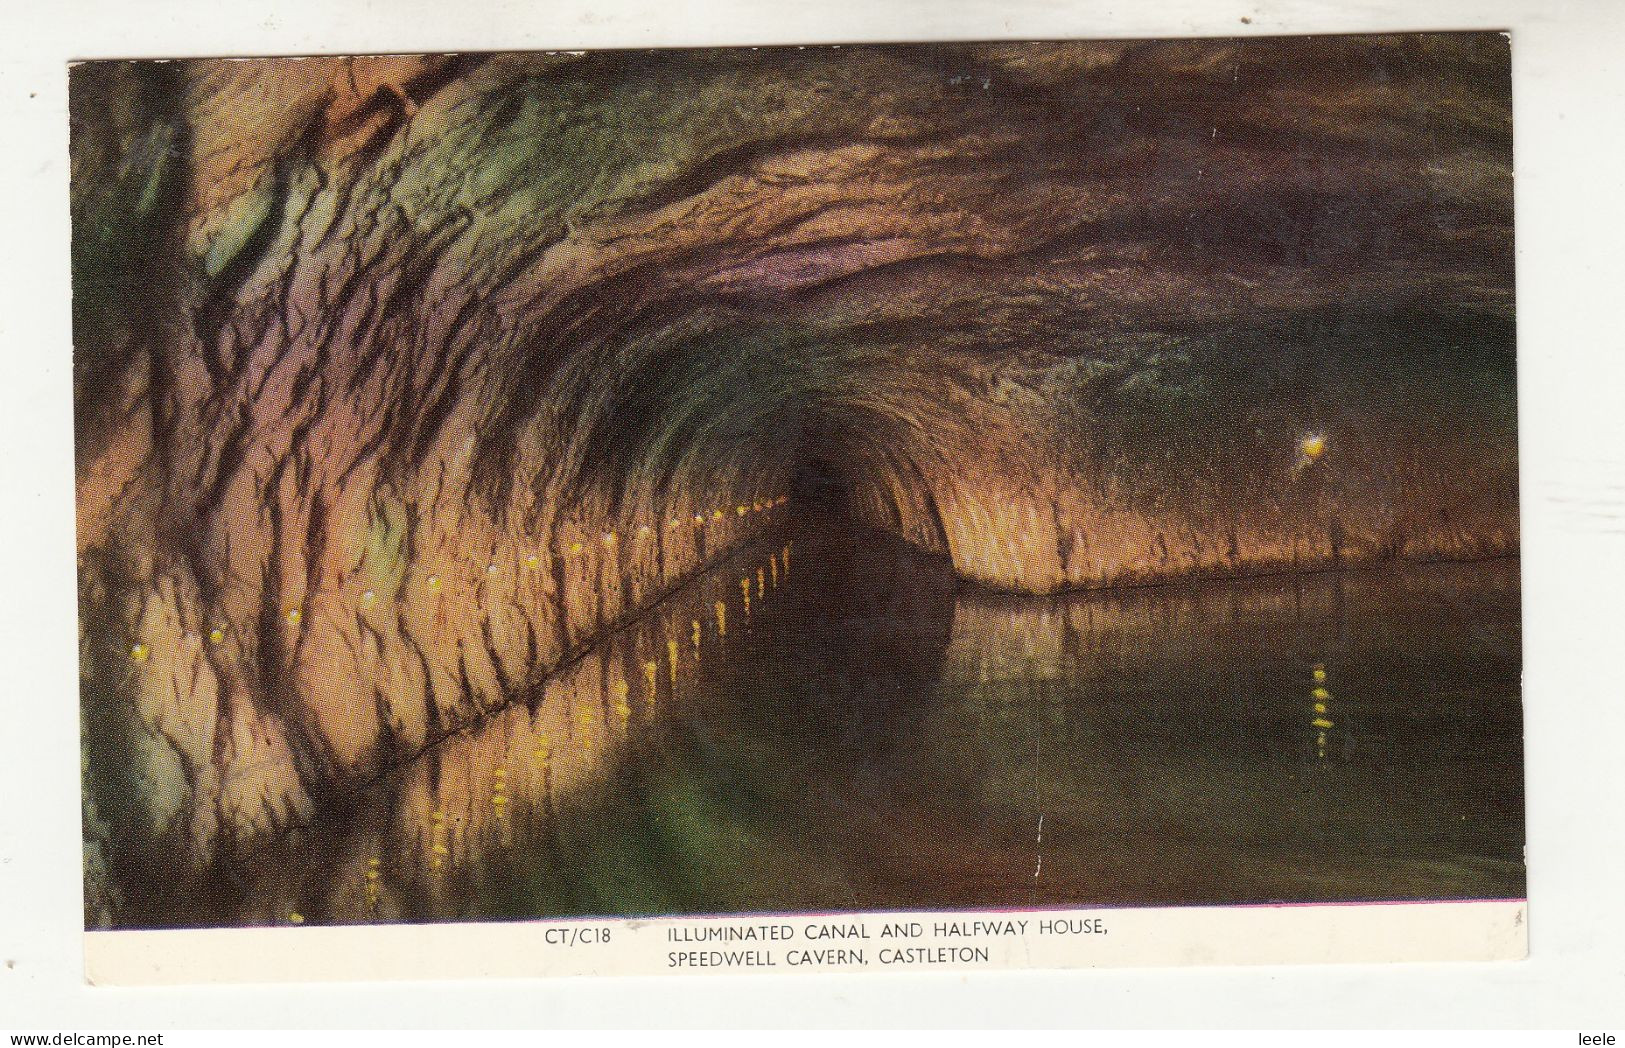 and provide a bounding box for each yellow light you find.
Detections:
[426,575,441,593]
[1301,434,1326,460]
[129,642,149,662]
[526,554,542,569]
[712,510,724,522]
[208,627,225,645]
[487,562,500,576]
[603,532,617,546]
[361,589,377,607]
[289,912,305,924]
[715,601,727,637]
[693,514,705,526]
[569,542,583,555]
[286,607,302,626]
[667,639,679,685]
[669,518,681,528]
[1312,687,1331,701]
[1312,664,1326,683]
[737,506,747,516]
[1312,717,1334,729]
